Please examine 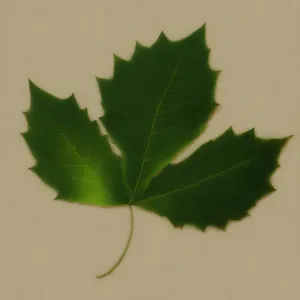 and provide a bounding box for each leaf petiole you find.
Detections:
[96,205,134,279]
